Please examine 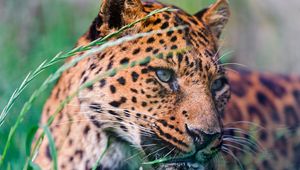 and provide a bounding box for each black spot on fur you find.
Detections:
[159,119,168,127]
[130,88,138,93]
[170,36,177,42]
[163,14,170,20]
[120,125,128,132]
[110,85,116,94]
[84,125,90,135]
[89,63,97,70]
[75,149,84,159]
[171,45,178,50]
[293,90,300,105]
[141,68,148,74]
[99,79,106,88]
[259,76,286,98]
[167,30,174,36]
[141,102,147,107]
[161,22,169,29]
[131,71,139,82]
[108,110,119,116]
[136,113,141,118]
[132,48,141,55]
[170,116,176,121]
[46,144,52,160]
[153,18,161,25]
[230,80,247,97]
[90,116,102,128]
[248,105,267,125]
[82,76,88,84]
[120,57,130,65]
[55,88,61,99]
[146,47,153,52]
[121,47,127,51]
[284,105,299,130]
[117,77,126,85]
[159,39,165,44]
[153,49,159,54]
[124,110,130,117]
[109,97,127,108]
[89,103,102,113]
[131,96,137,103]
[256,91,280,122]
[147,37,155,44]
[106,61,114,71]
